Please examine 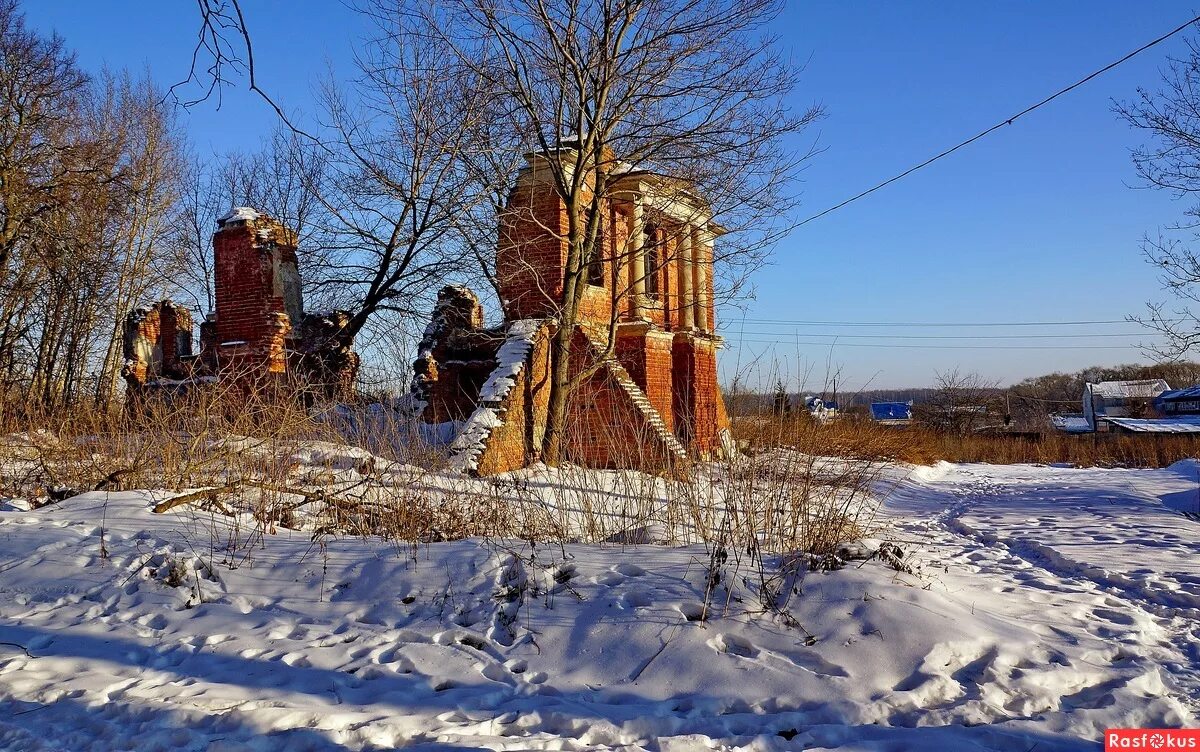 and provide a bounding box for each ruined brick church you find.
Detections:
[123,149,731,474]
[123,208,359,402]
[412,148,731,474]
